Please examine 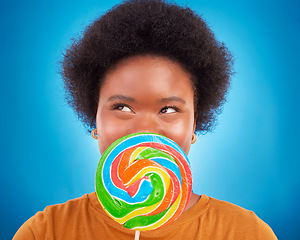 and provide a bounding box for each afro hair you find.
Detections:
[61,0,233,134]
